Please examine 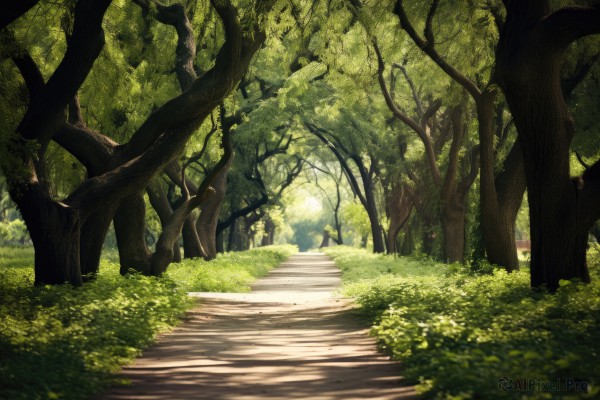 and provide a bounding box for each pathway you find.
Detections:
[96,252,417,399]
